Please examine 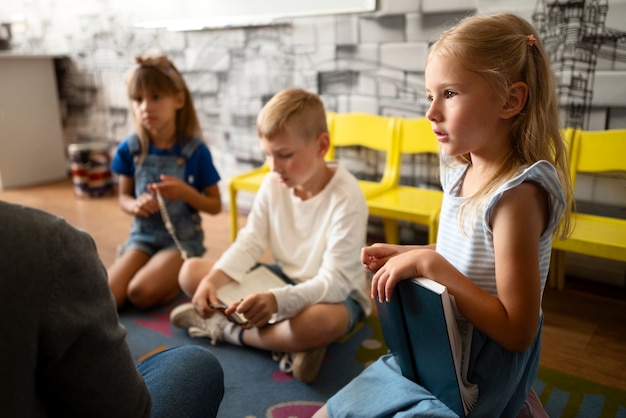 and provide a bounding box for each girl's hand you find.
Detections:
[133,192,159,217]
[371,248,437,303]
[361,243,407,273]
[226,292,277,328]
[148,175,192,201]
